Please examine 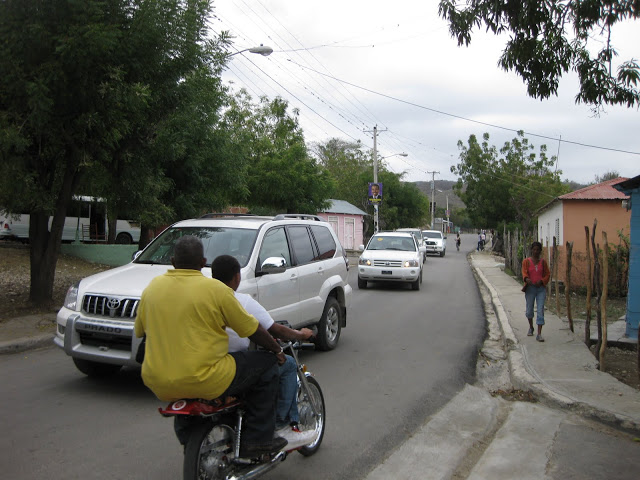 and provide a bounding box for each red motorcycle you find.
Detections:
[159,341,325,480]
